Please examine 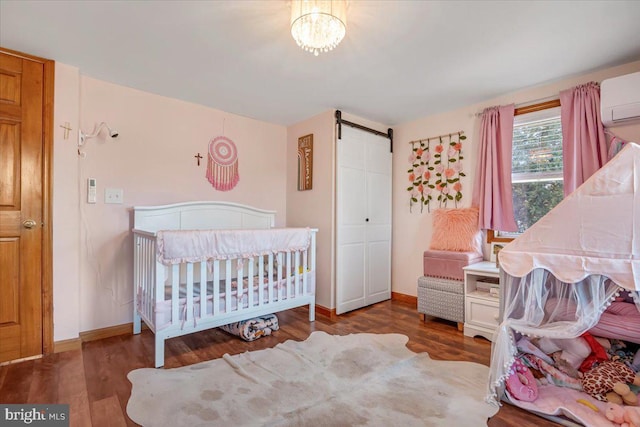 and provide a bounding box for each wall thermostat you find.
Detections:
[87,178,97,203]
